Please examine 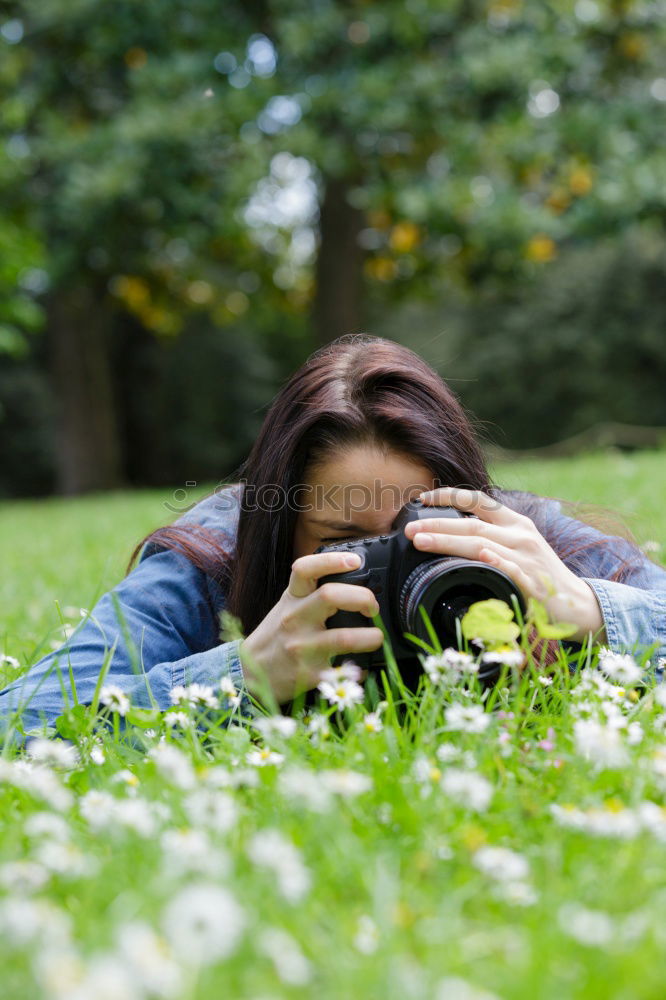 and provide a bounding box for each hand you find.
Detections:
[403,487,606,644]
[239,551,383,705]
